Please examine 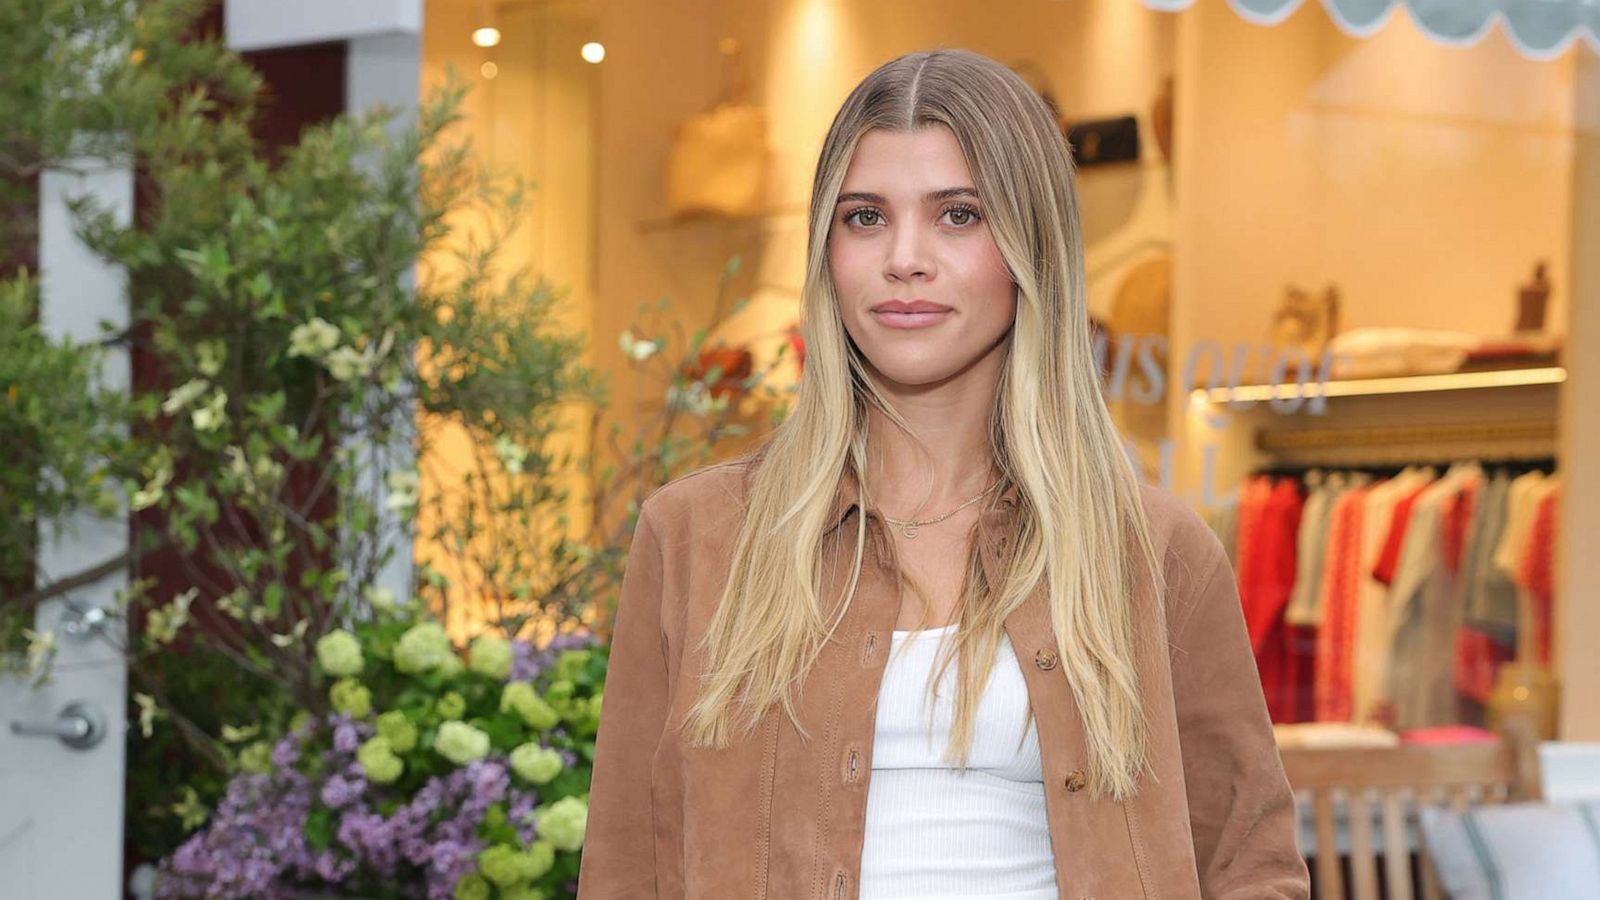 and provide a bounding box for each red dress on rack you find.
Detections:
[1236,476,1306,723]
